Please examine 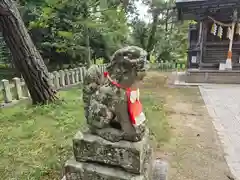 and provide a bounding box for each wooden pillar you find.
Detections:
[226,9,238,69]
[199,19,208,69]
[198,22,203,45]
[188,23,203,69]
[187,24,191,69]
[197,21,203,66]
